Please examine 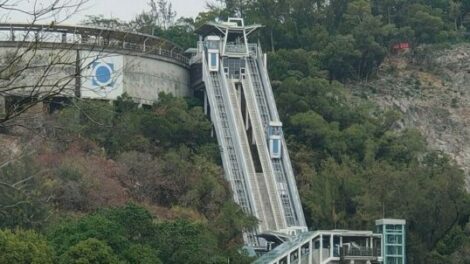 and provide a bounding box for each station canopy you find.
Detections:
[195,20,263,38]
